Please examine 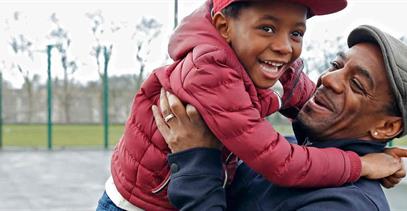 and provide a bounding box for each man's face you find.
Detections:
[297,43,393,140]
[226,1,307,88]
